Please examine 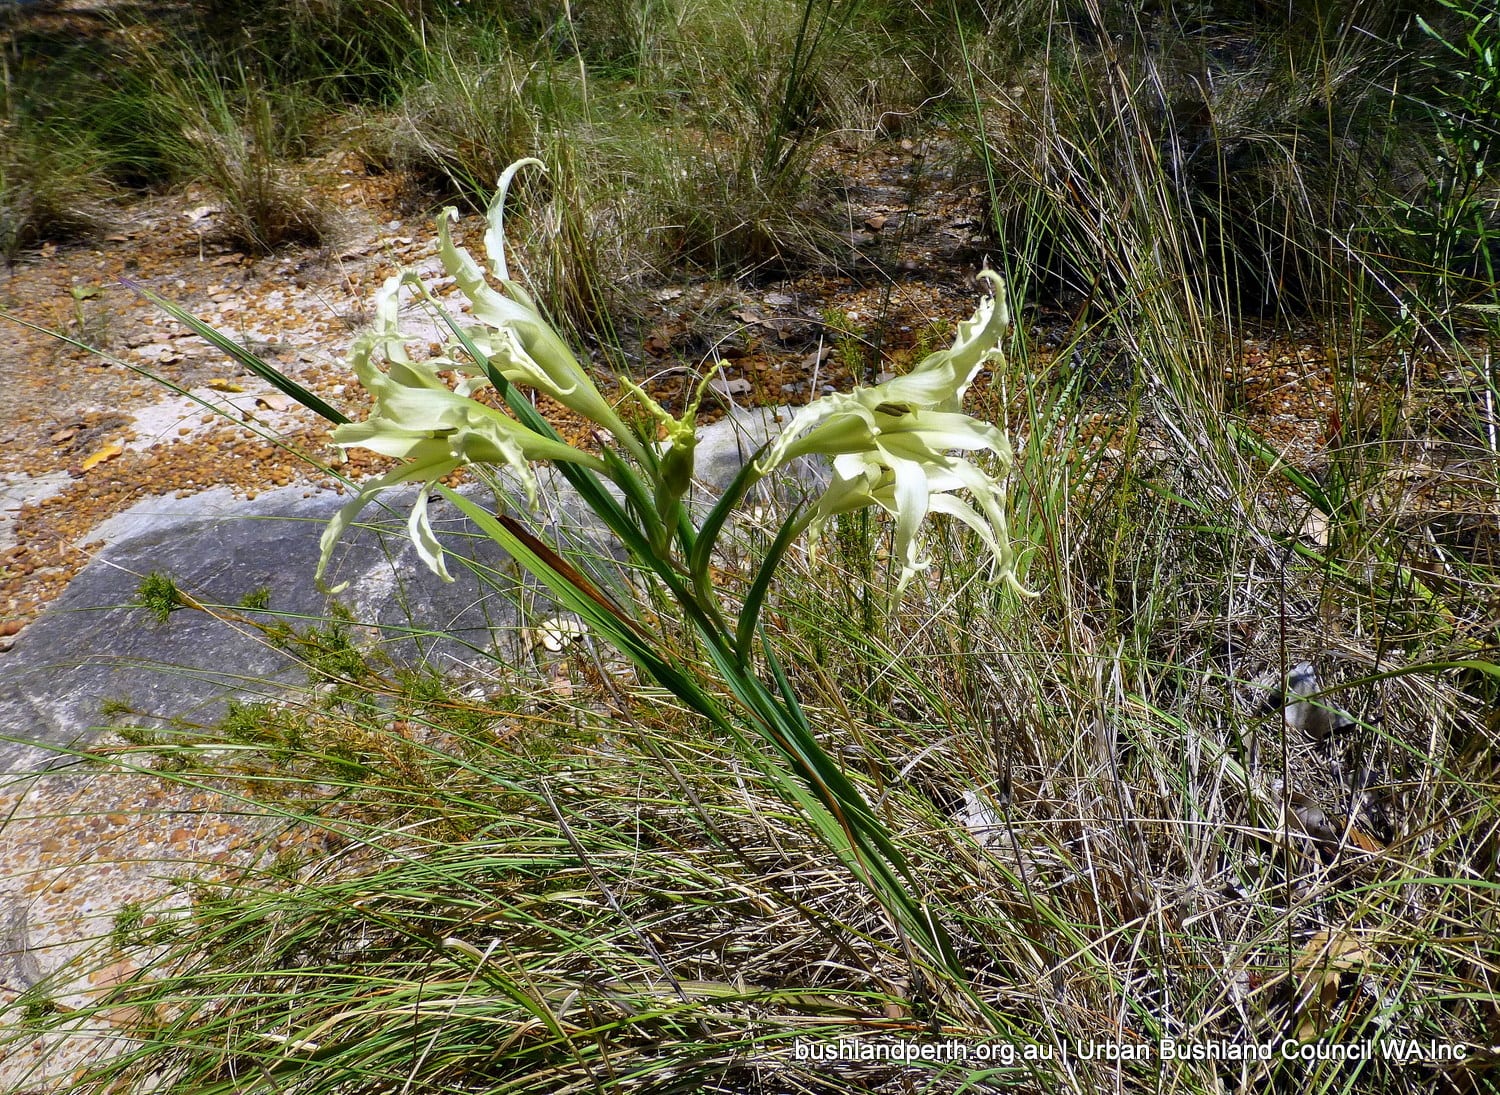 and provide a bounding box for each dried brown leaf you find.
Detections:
[1291,930,1370,1041]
